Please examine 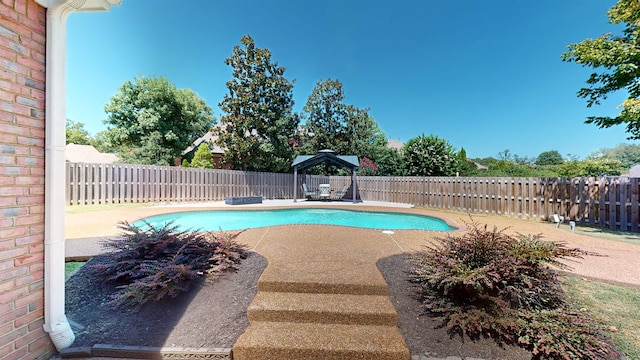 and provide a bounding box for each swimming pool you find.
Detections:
[133,208,456,231]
